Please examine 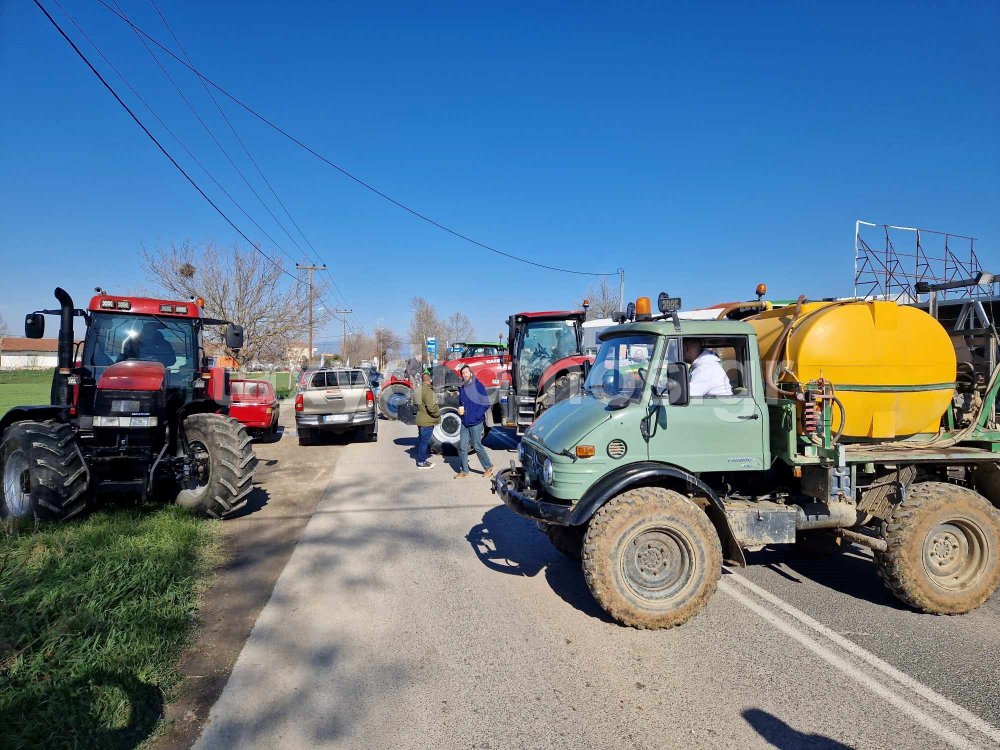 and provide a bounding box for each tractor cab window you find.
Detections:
[86,313,197,373]
[585,334,657,403]
[517,320,580,391]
